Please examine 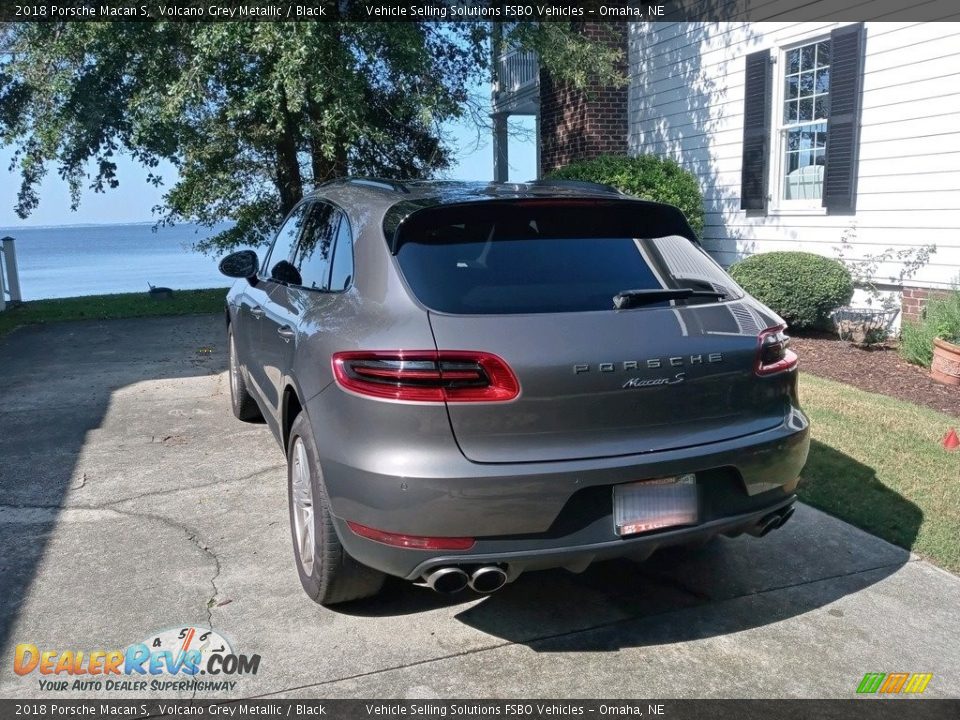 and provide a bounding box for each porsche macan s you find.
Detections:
[218,179,809,605]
